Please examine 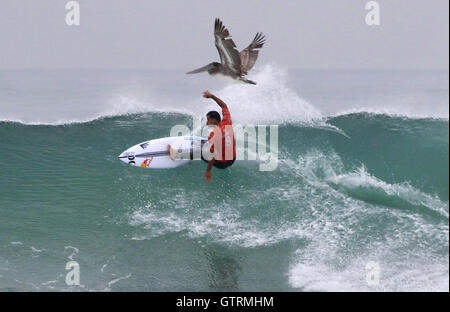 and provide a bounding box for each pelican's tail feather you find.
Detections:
[239,77,257,85]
